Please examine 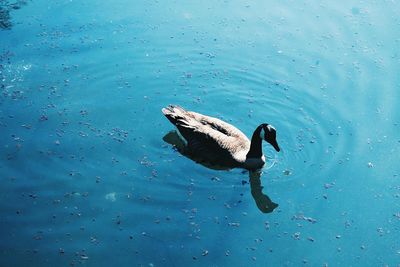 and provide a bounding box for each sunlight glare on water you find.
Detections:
[1,0,400,266]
